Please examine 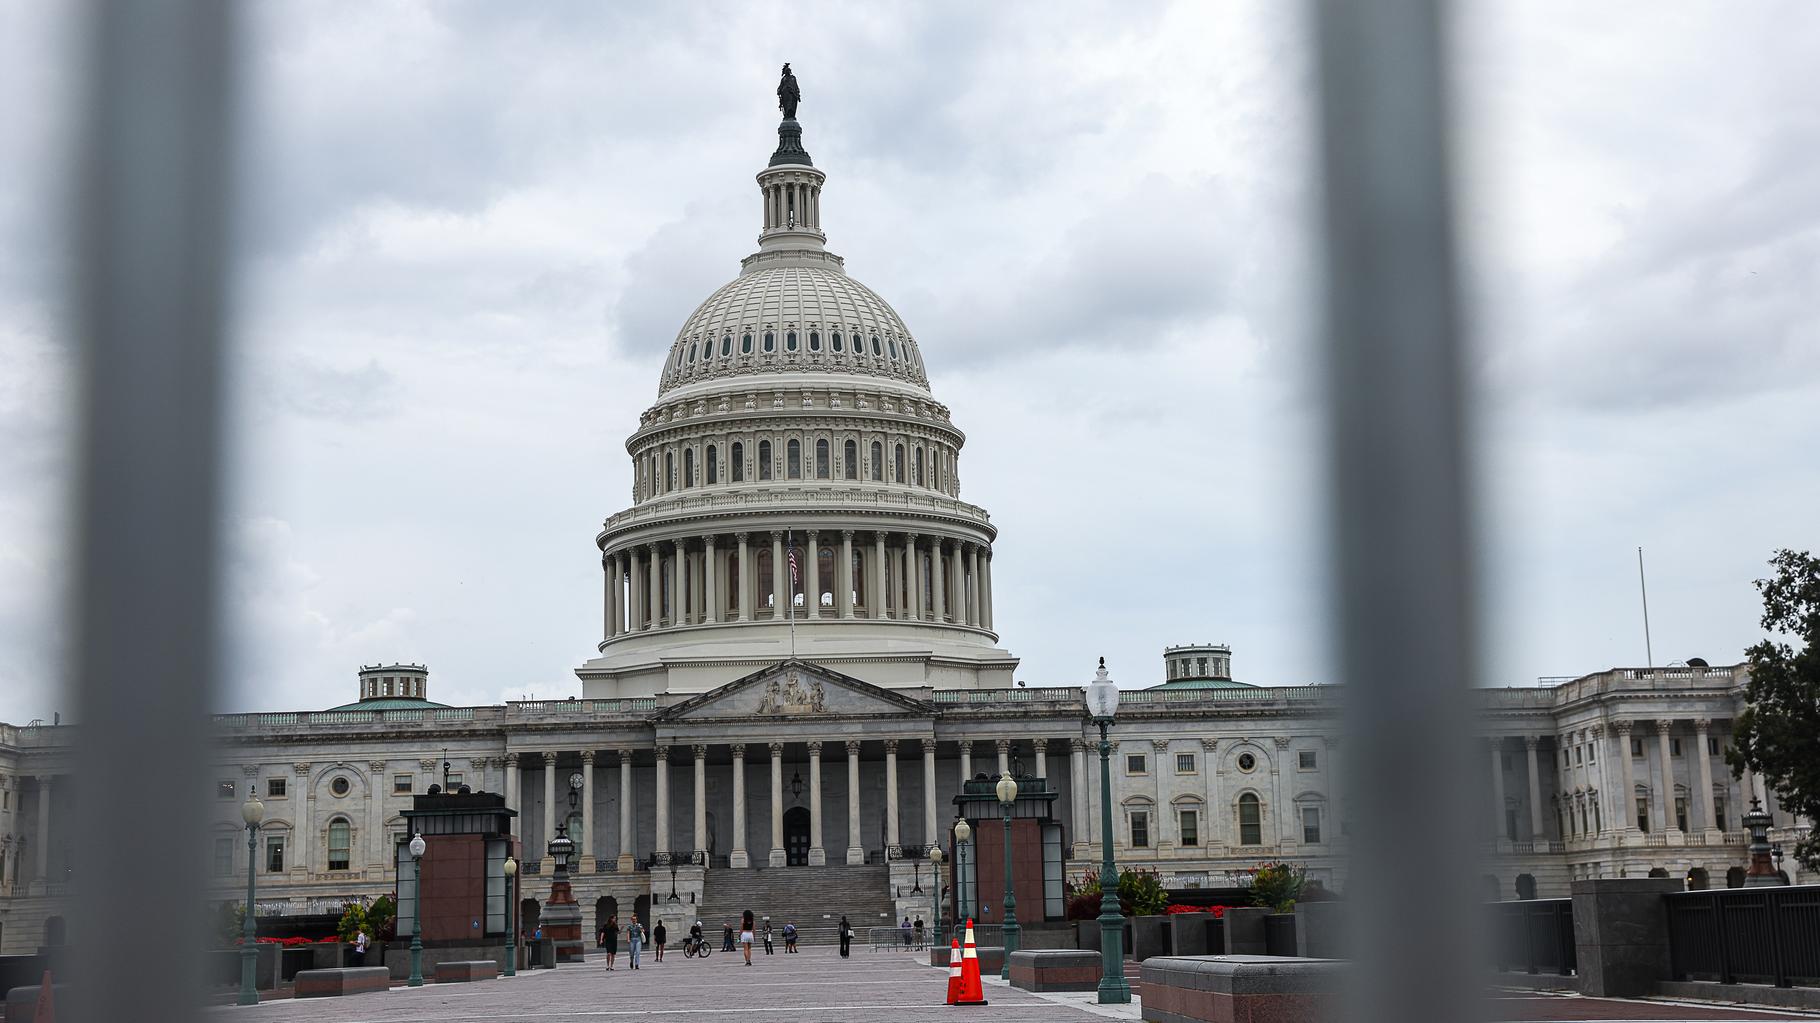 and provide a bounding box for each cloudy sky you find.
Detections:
[0,2,1815,720]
